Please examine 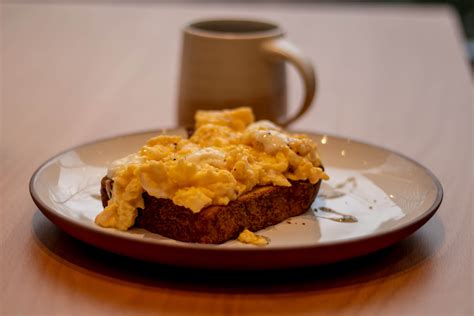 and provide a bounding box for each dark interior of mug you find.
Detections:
[190,20,278,34]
